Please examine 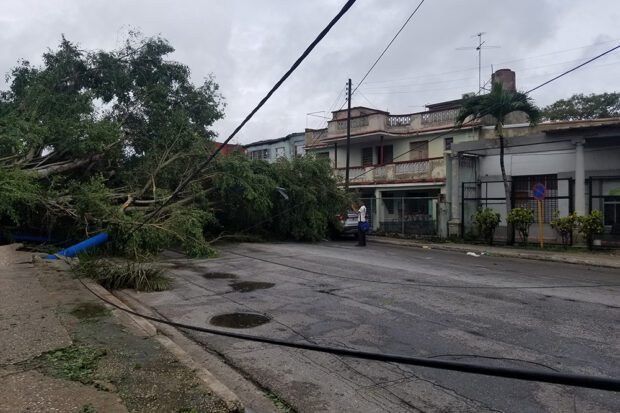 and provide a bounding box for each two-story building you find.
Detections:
[244,132,306,162]
[305,100,479,237]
